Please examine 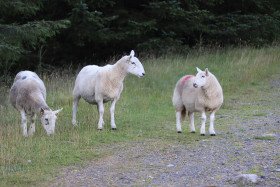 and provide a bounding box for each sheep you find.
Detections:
[172,67,223,136]
[9,71,63,136]
[72,50,145,130]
